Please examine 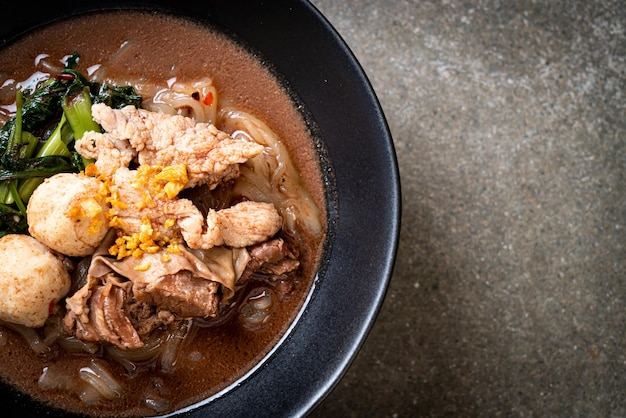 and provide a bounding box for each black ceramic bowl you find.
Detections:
[0,1,400,416]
